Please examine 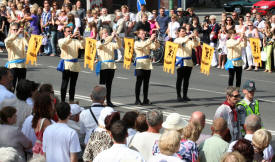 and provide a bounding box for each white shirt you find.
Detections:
[94,144,145,162]
[0,97,32,129]
[21,115,36,146]
[168,21,180,39]
[26,98,33,108]
[214,104,239,141]
[129,132,161,161]
[254,20,265,29]
[126,128,137,146]
[228,134,274,160]
[79,103,104,143]
[43,123,81,162]
[149,153,183,162]
[0,84,16,105]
